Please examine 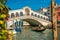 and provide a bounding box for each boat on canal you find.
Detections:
[31,26,46,32]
